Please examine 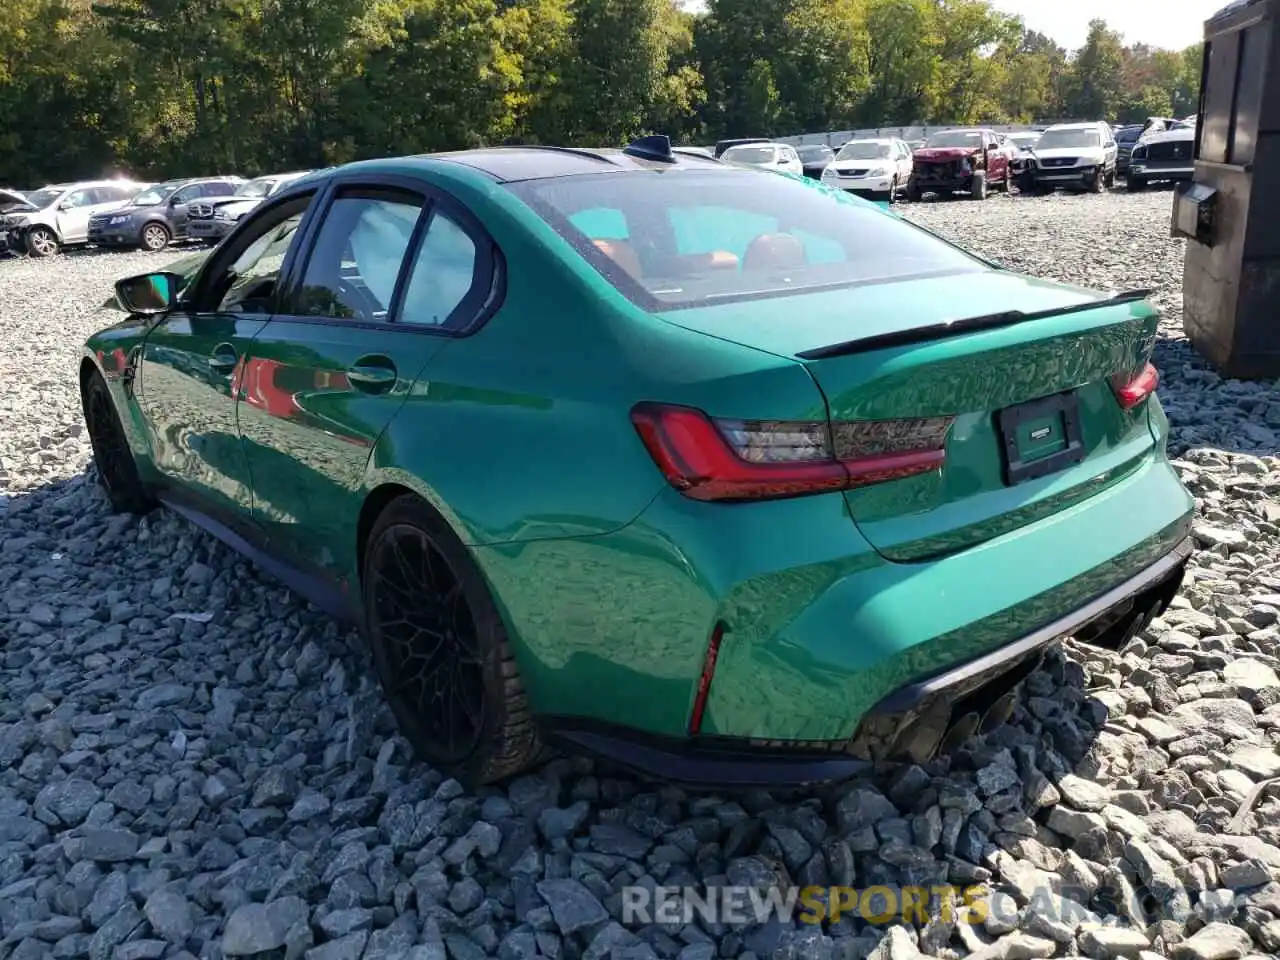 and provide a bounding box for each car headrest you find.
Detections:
[742,233,807,272]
